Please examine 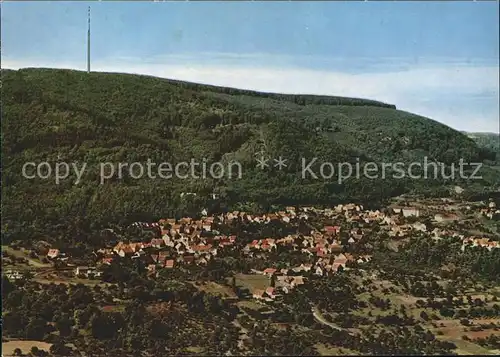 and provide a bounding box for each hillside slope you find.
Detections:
[464,132,499,155]
[2,68,497,243]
